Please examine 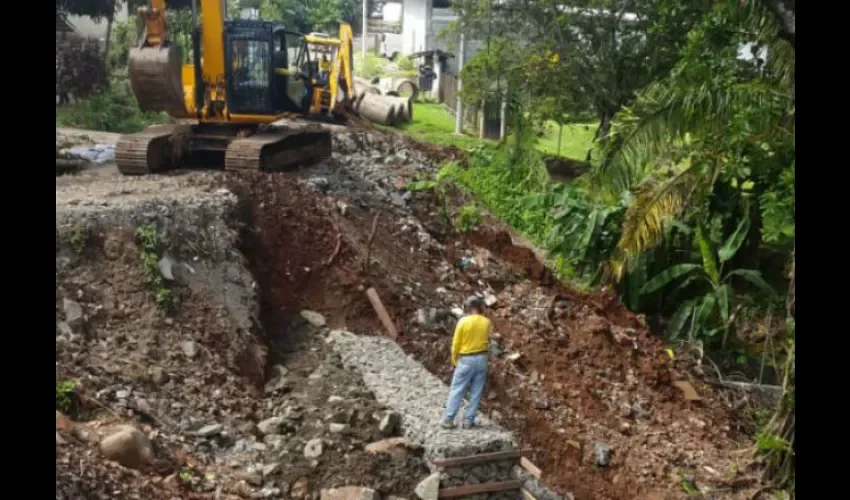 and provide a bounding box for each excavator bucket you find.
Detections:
[128,45,187,117]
